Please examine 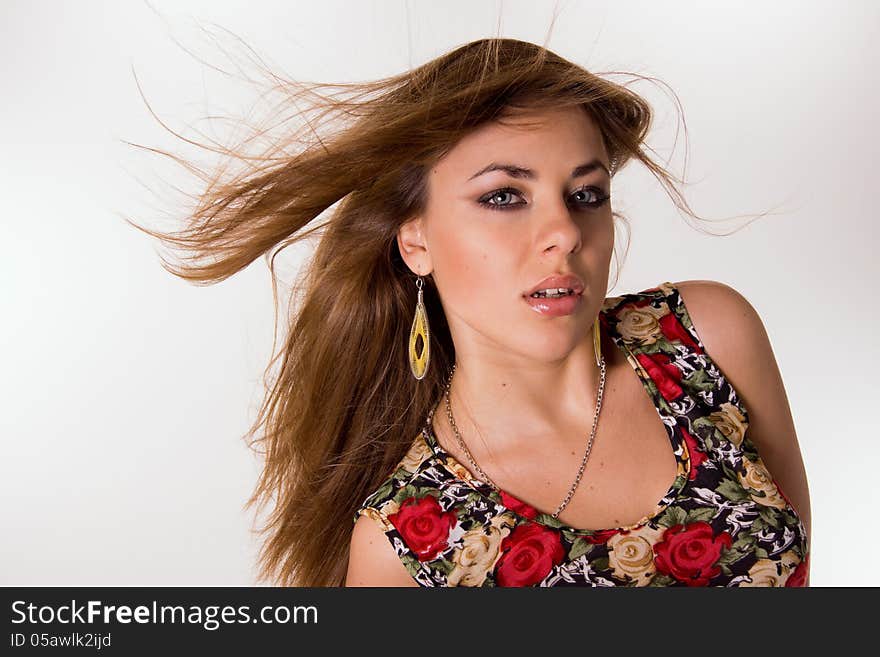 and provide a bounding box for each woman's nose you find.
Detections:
[537,203,582,255]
